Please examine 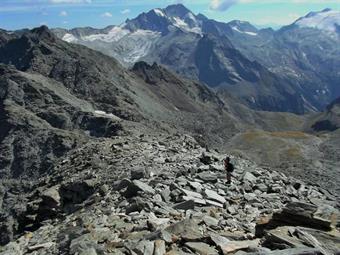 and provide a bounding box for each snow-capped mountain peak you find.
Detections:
[294,8,340,33]
[124,4,202,35]
[153,8,165,17]
[163,4,192,19]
